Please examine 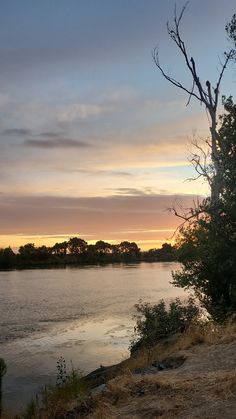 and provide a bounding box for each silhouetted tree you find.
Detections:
[18,243,37,264]
[153,3,234,205]
[173,98,236,321]
[52,241,68,256]
[0,247,16,268]
[94,240,113,255]
[35,245,51,262]
[144,243,176,262]
[226,13,236,48]
[116,241,141,261]
[68,237,87,255]
[154,6,236,321]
